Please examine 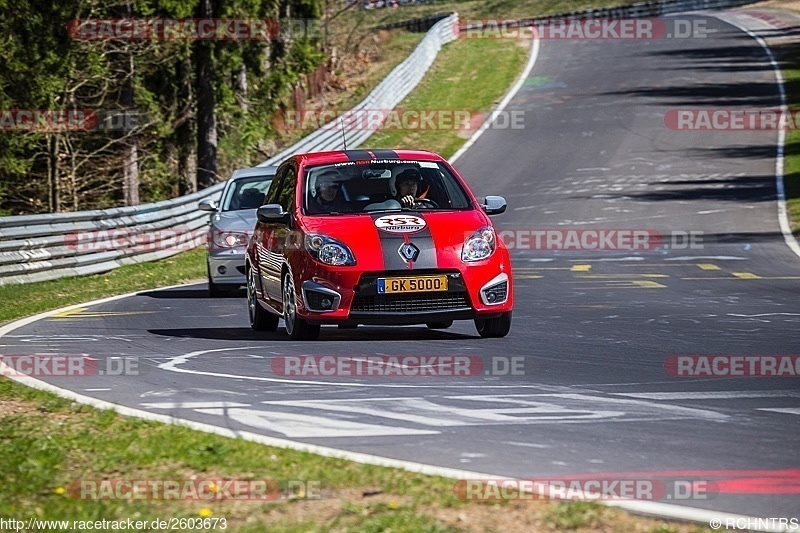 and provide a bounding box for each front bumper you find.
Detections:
[208,249,247,285]
[296,266,513,325]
